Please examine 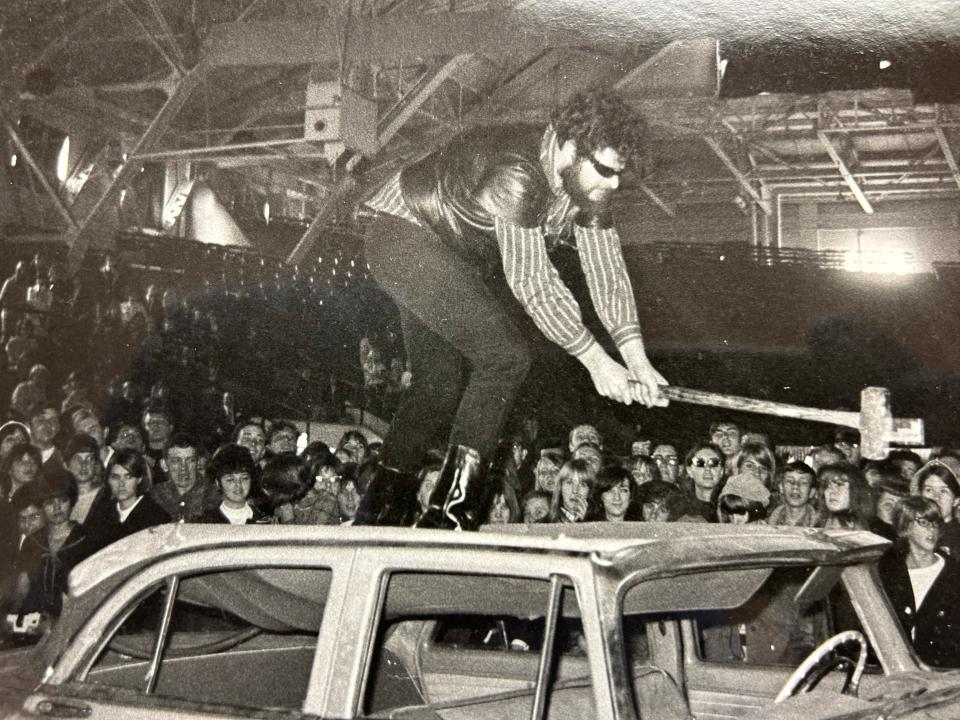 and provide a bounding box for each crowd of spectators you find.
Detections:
[0,251,959,668]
